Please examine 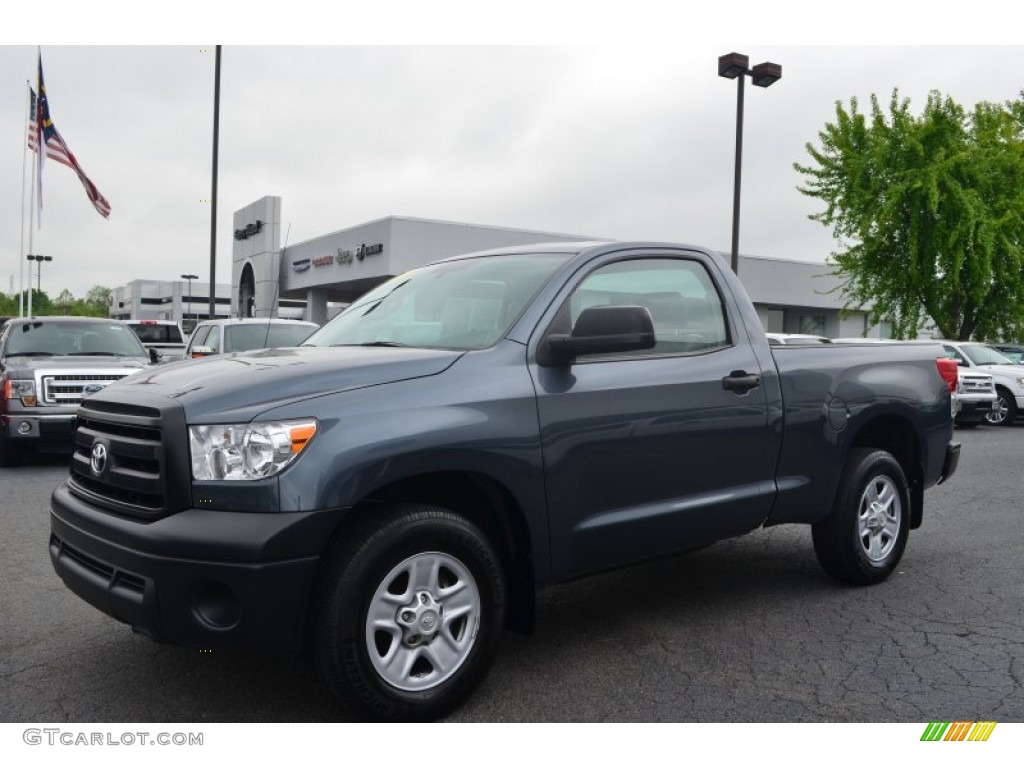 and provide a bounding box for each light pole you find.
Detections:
[181,273,198,326]
[718,52,782,275]
[26,254,53,317]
